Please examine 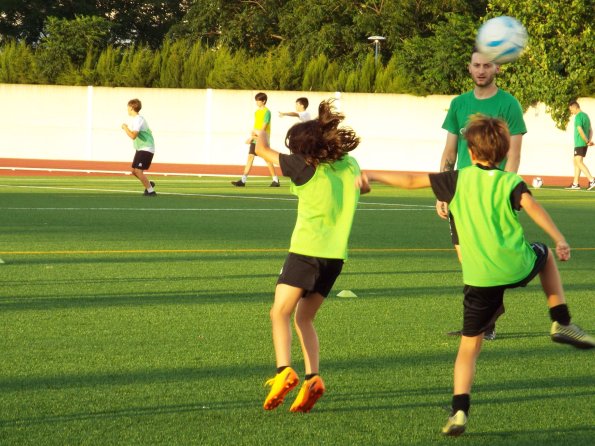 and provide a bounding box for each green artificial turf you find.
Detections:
[0,176,593,445]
